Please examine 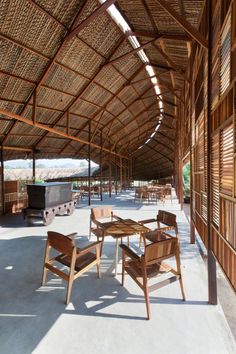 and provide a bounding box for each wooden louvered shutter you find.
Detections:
[211,2,220,108]
[220,13,231,95]
[211,133,220,228]
[220,123,234,195]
